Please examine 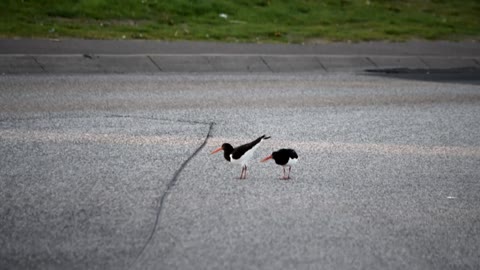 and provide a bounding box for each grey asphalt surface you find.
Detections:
[1,39,480,270]
[1,39,480,74]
